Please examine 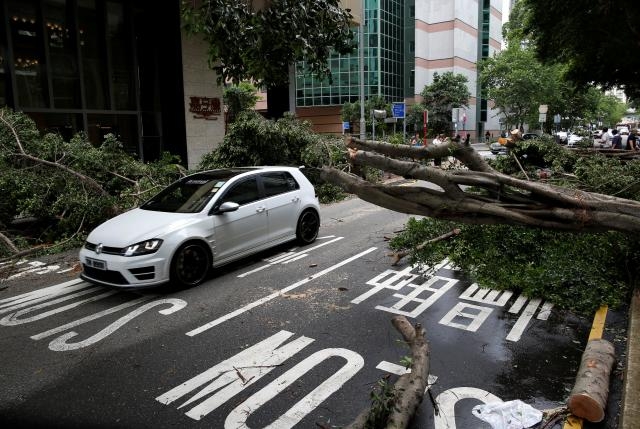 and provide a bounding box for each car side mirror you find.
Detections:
[214,201,240,214]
